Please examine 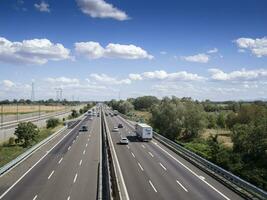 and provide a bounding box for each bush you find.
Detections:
[14,122,39,147]
[46,118,60,129]
[8,137,16,146]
